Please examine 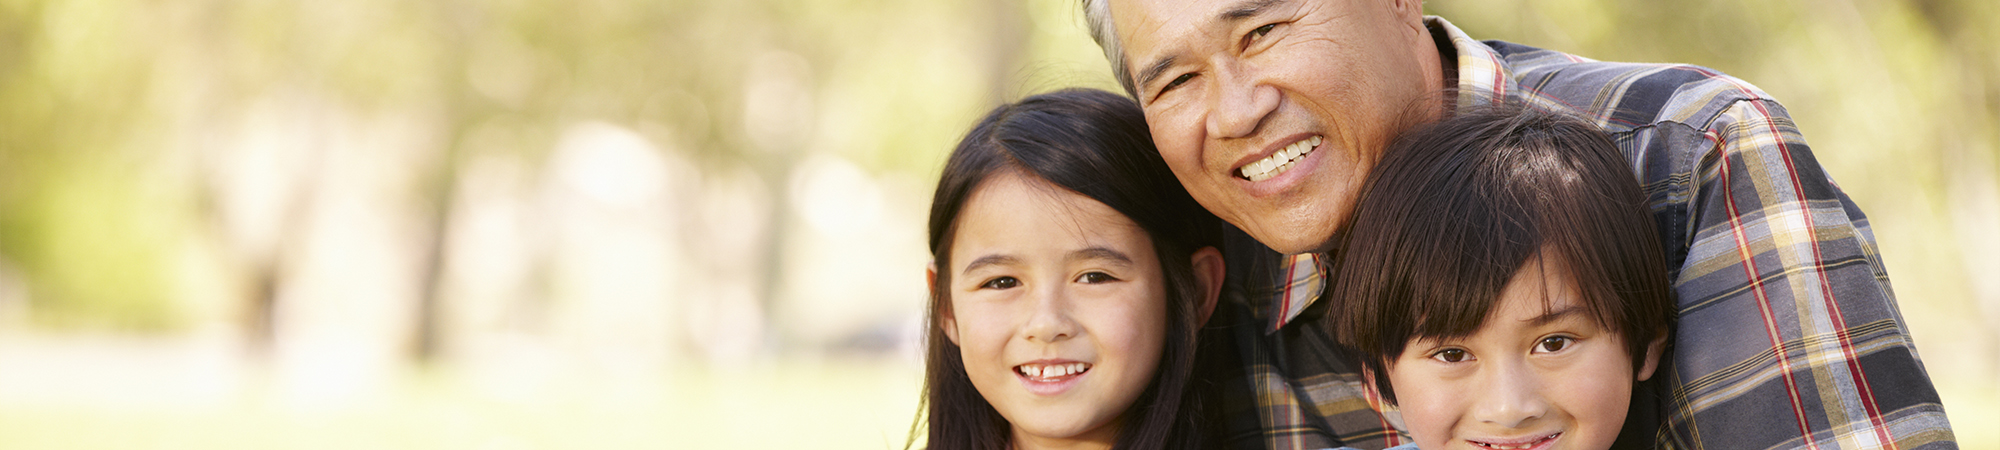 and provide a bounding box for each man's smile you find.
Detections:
[1237,134,1323,182]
